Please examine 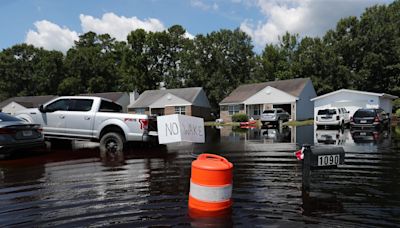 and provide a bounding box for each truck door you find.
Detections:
[40,98,69,135]
[64,99,95,138]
